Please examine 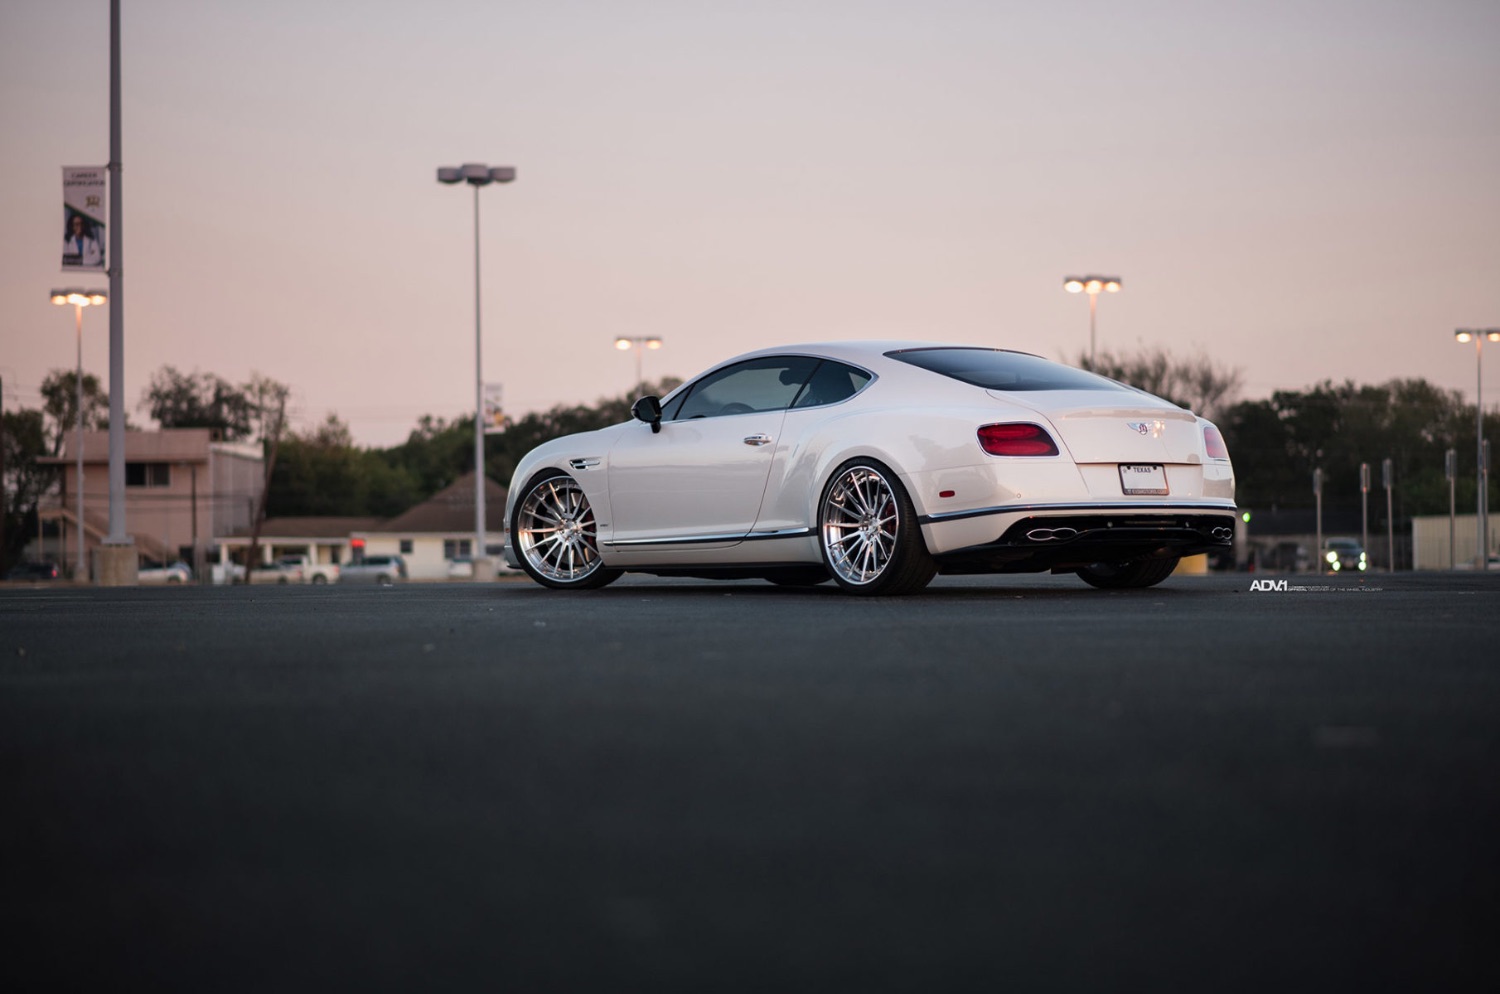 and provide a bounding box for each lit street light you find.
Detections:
[615,336,663,393]
[1456,328,1500,570]
[437,162,516,580]
[51,288,107,581]
[1063,275,1121,369]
